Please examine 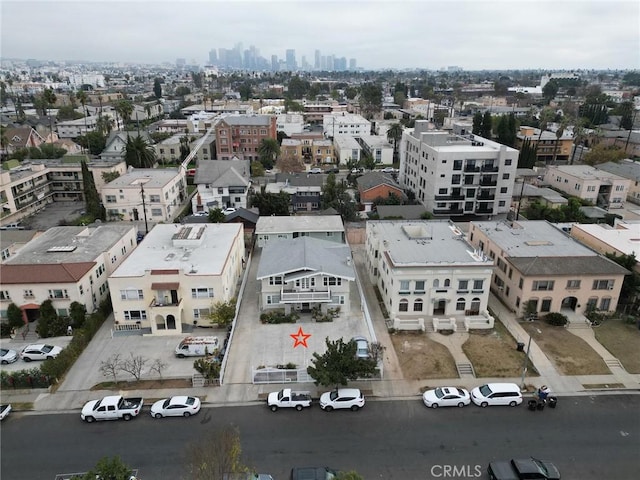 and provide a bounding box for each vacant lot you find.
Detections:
[390,332,458,380]
[594,319,640,373]
[522,322,609,375]
[462,321,538,377]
